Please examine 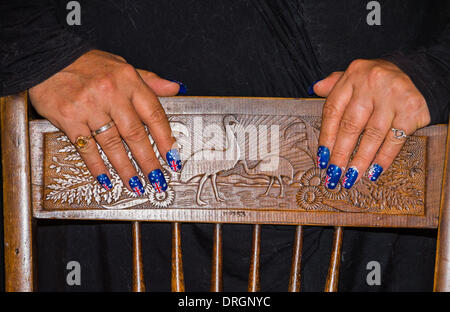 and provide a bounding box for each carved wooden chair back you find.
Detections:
[2,92,450,291]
